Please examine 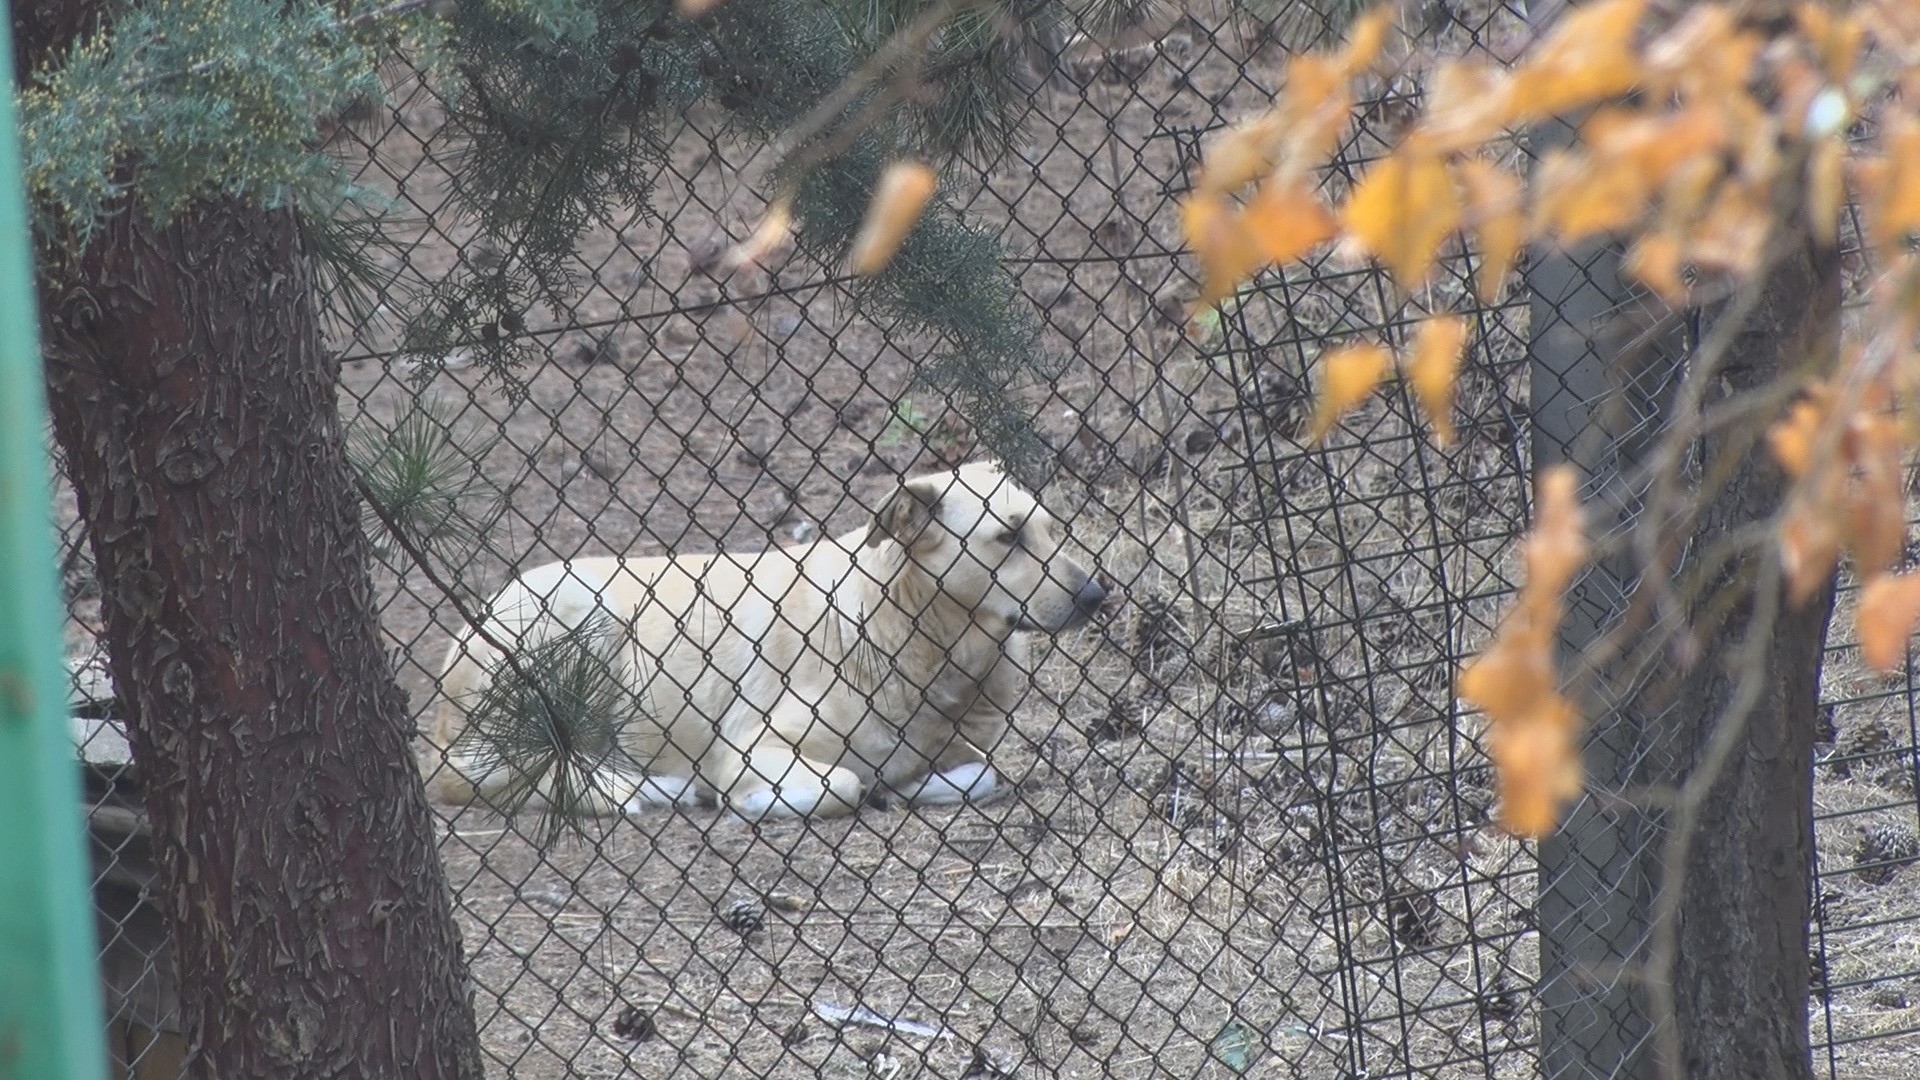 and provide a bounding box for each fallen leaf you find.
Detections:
[1407,315,1467,447]
[1342,150,1460,292]
[1858,572,1920,673]
[1305,342,1392,444]
[850,161,937,276]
